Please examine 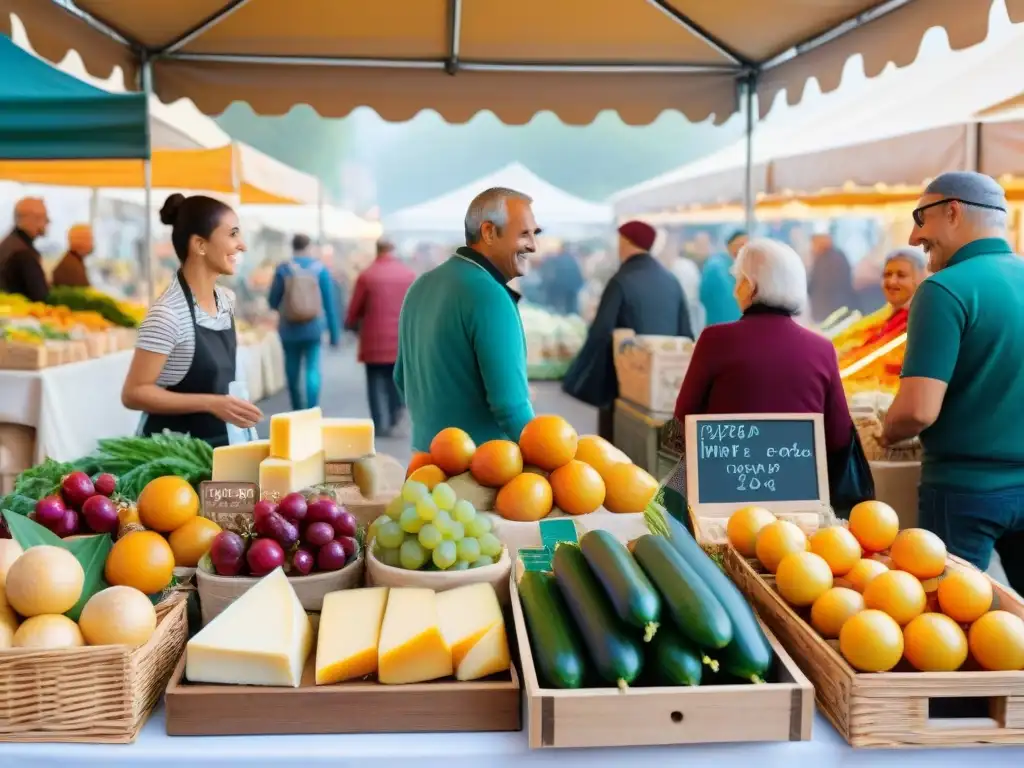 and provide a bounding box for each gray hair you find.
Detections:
[963,205,1008,230]
[884,247,927,272]
[733,237,808,314]
[464,187,533,245]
